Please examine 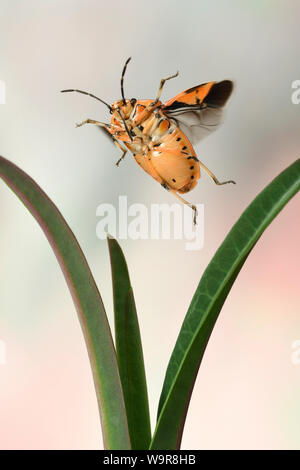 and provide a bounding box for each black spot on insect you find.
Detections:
[139,125,144,131]
[172,178,176,183]
[191,175,194,179]
[196,97,201,105]
[187,156,199,162]
[161,182,169,190]
[130,98,137,106]
[181,151,189,155]
[182,146,187,150]
[176,137,181,141]
[190,166,194,170]
[184,83,207,94]
[153,143,160,148]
